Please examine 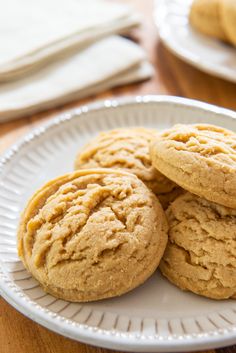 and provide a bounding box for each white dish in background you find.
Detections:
[0,96,236,352]
[154,0,236,82]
